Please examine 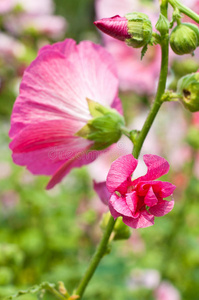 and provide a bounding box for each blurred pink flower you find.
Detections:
[106,154,175,229]
[0,32,25,60]
[95,0,161,94]
[155,281,181,300]
[192,112,199,129]
[4,14,67,39]
[9,39,122,189]
[0,0,54,15]
[1,0,67,39]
